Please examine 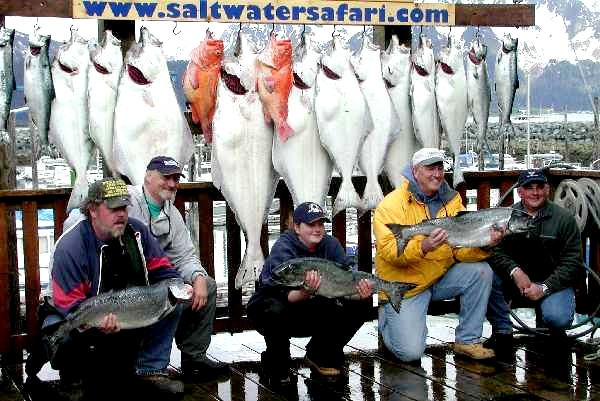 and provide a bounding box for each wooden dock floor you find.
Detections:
[2,315,600,401]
